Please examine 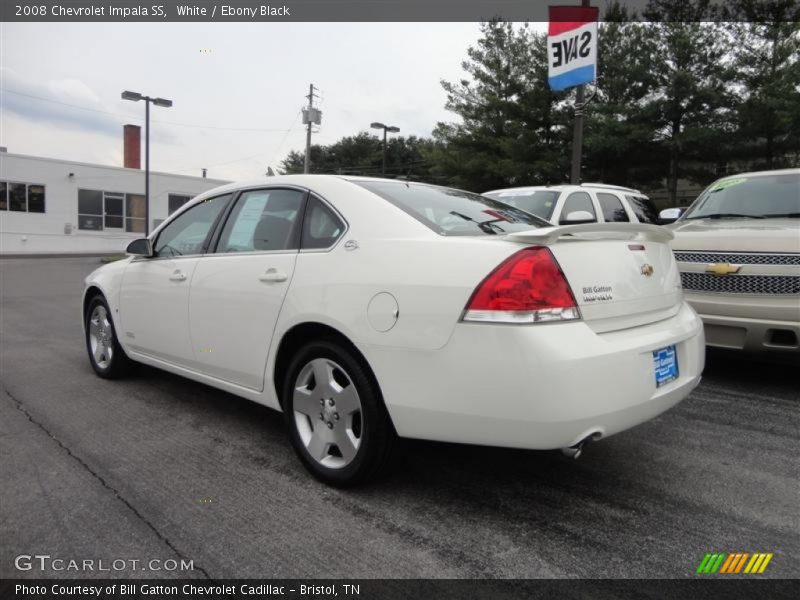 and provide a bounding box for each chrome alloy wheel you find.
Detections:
[293,358,363,469]
[88,304,114,369]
